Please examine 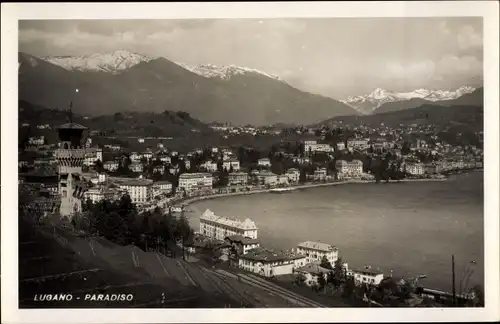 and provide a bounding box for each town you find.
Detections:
[18,112,484,308]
